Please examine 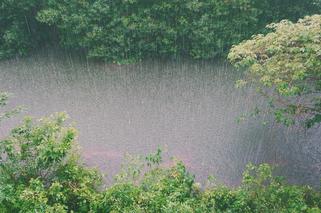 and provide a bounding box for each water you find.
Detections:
[0,50,320,186]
